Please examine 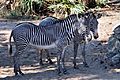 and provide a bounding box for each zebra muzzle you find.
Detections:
[93,33,99,39]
